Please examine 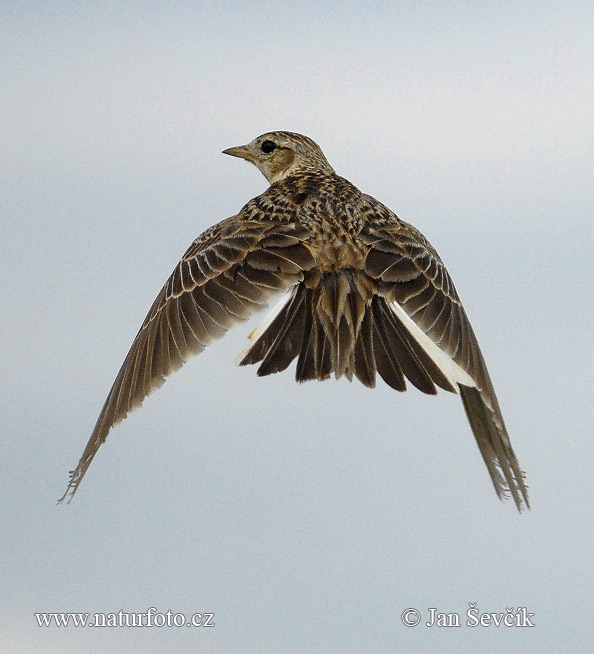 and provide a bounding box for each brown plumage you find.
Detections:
[59,131,529,510]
